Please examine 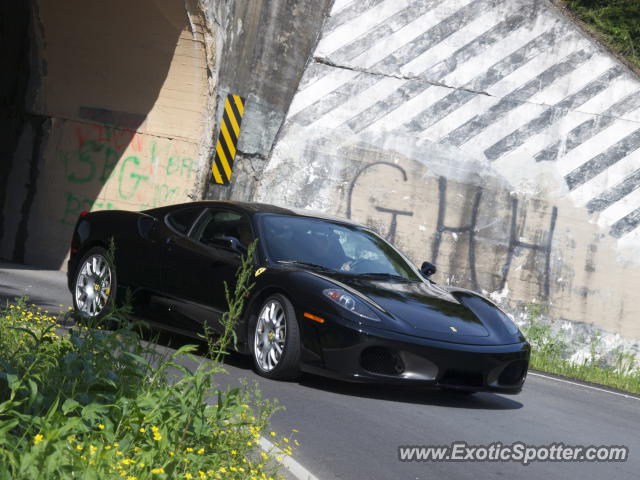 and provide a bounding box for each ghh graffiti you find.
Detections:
[347,162,557,299]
